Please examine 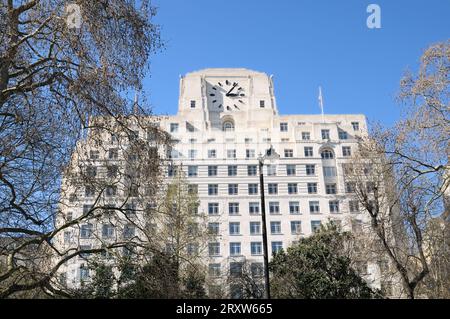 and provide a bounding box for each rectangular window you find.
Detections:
[248,184,258,195]
[304,147,313,157]
[342,146,352,157]
[251,263,264,277]
[288,183,298,194]
[80,266,89,280]
[123,224,135,239]
[323,166,337,177]
[271,241,283,254]
[209,243,220,256]
[251,242,262,255]
[188,166,198,177]
[230,242,241,256]
[260,100,265,108]
[329,200,340,213]
[208,223,220,235]
[208,149,216,158]
[208,184,218,196]
[188,184,198,195]
[228,165,238,176]
[209,264,221,277]
[85,186,95,197]
[307,183,317,194]
[306,164,316,176]
[80,224,93,239]
[309,201,320,213]
[188,149,197,159]
[267,164,277,176]
[250,222,261,235]
[321,129,330,140]
[346,182,356,193]
[228,184,238,195]
[291,221,302,234]
[170,123,179,133]
[289,201,300,214]
[268,183,278,195]
[108,148,118,160]
[286,164,296,176]
[229,203,239,215]
[271,222,282,234]
[349,200,359,213]
[311,220,322,233]
[105,185,117,197]
[339,130,348,140]
[229,222,240,235]
[86,166,97,178]
[208,203,219,215]
[280,123,288,132]
[284,149,294,158]
[302,132,310,140]
[227,149,236,159]
[107,165,118,178]
[90,150,100,160]
[64,231,72,244]
[230,262,243,277]
[208,165,218,177]
[247,165,257,176]
[352,122,360,131]
[249,202,260,215]
[325,183,337,194]
[190,100,196,108]
[269,202,280,214]
[246,149,255,158]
